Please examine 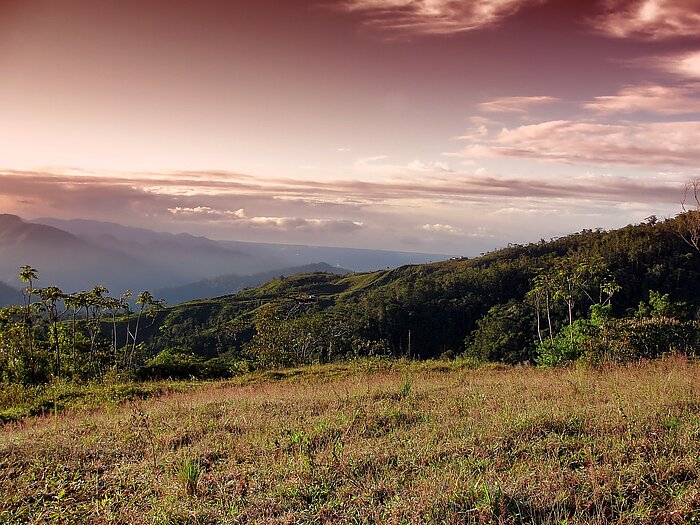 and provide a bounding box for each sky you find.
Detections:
[2,0,700,254]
